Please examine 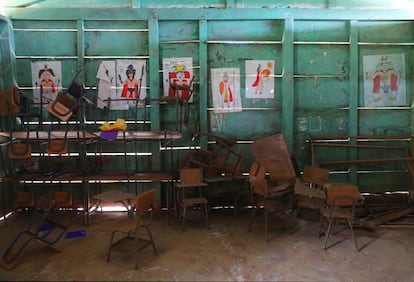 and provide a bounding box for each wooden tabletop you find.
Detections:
[3,171,176,183]
[0,130,182,141]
